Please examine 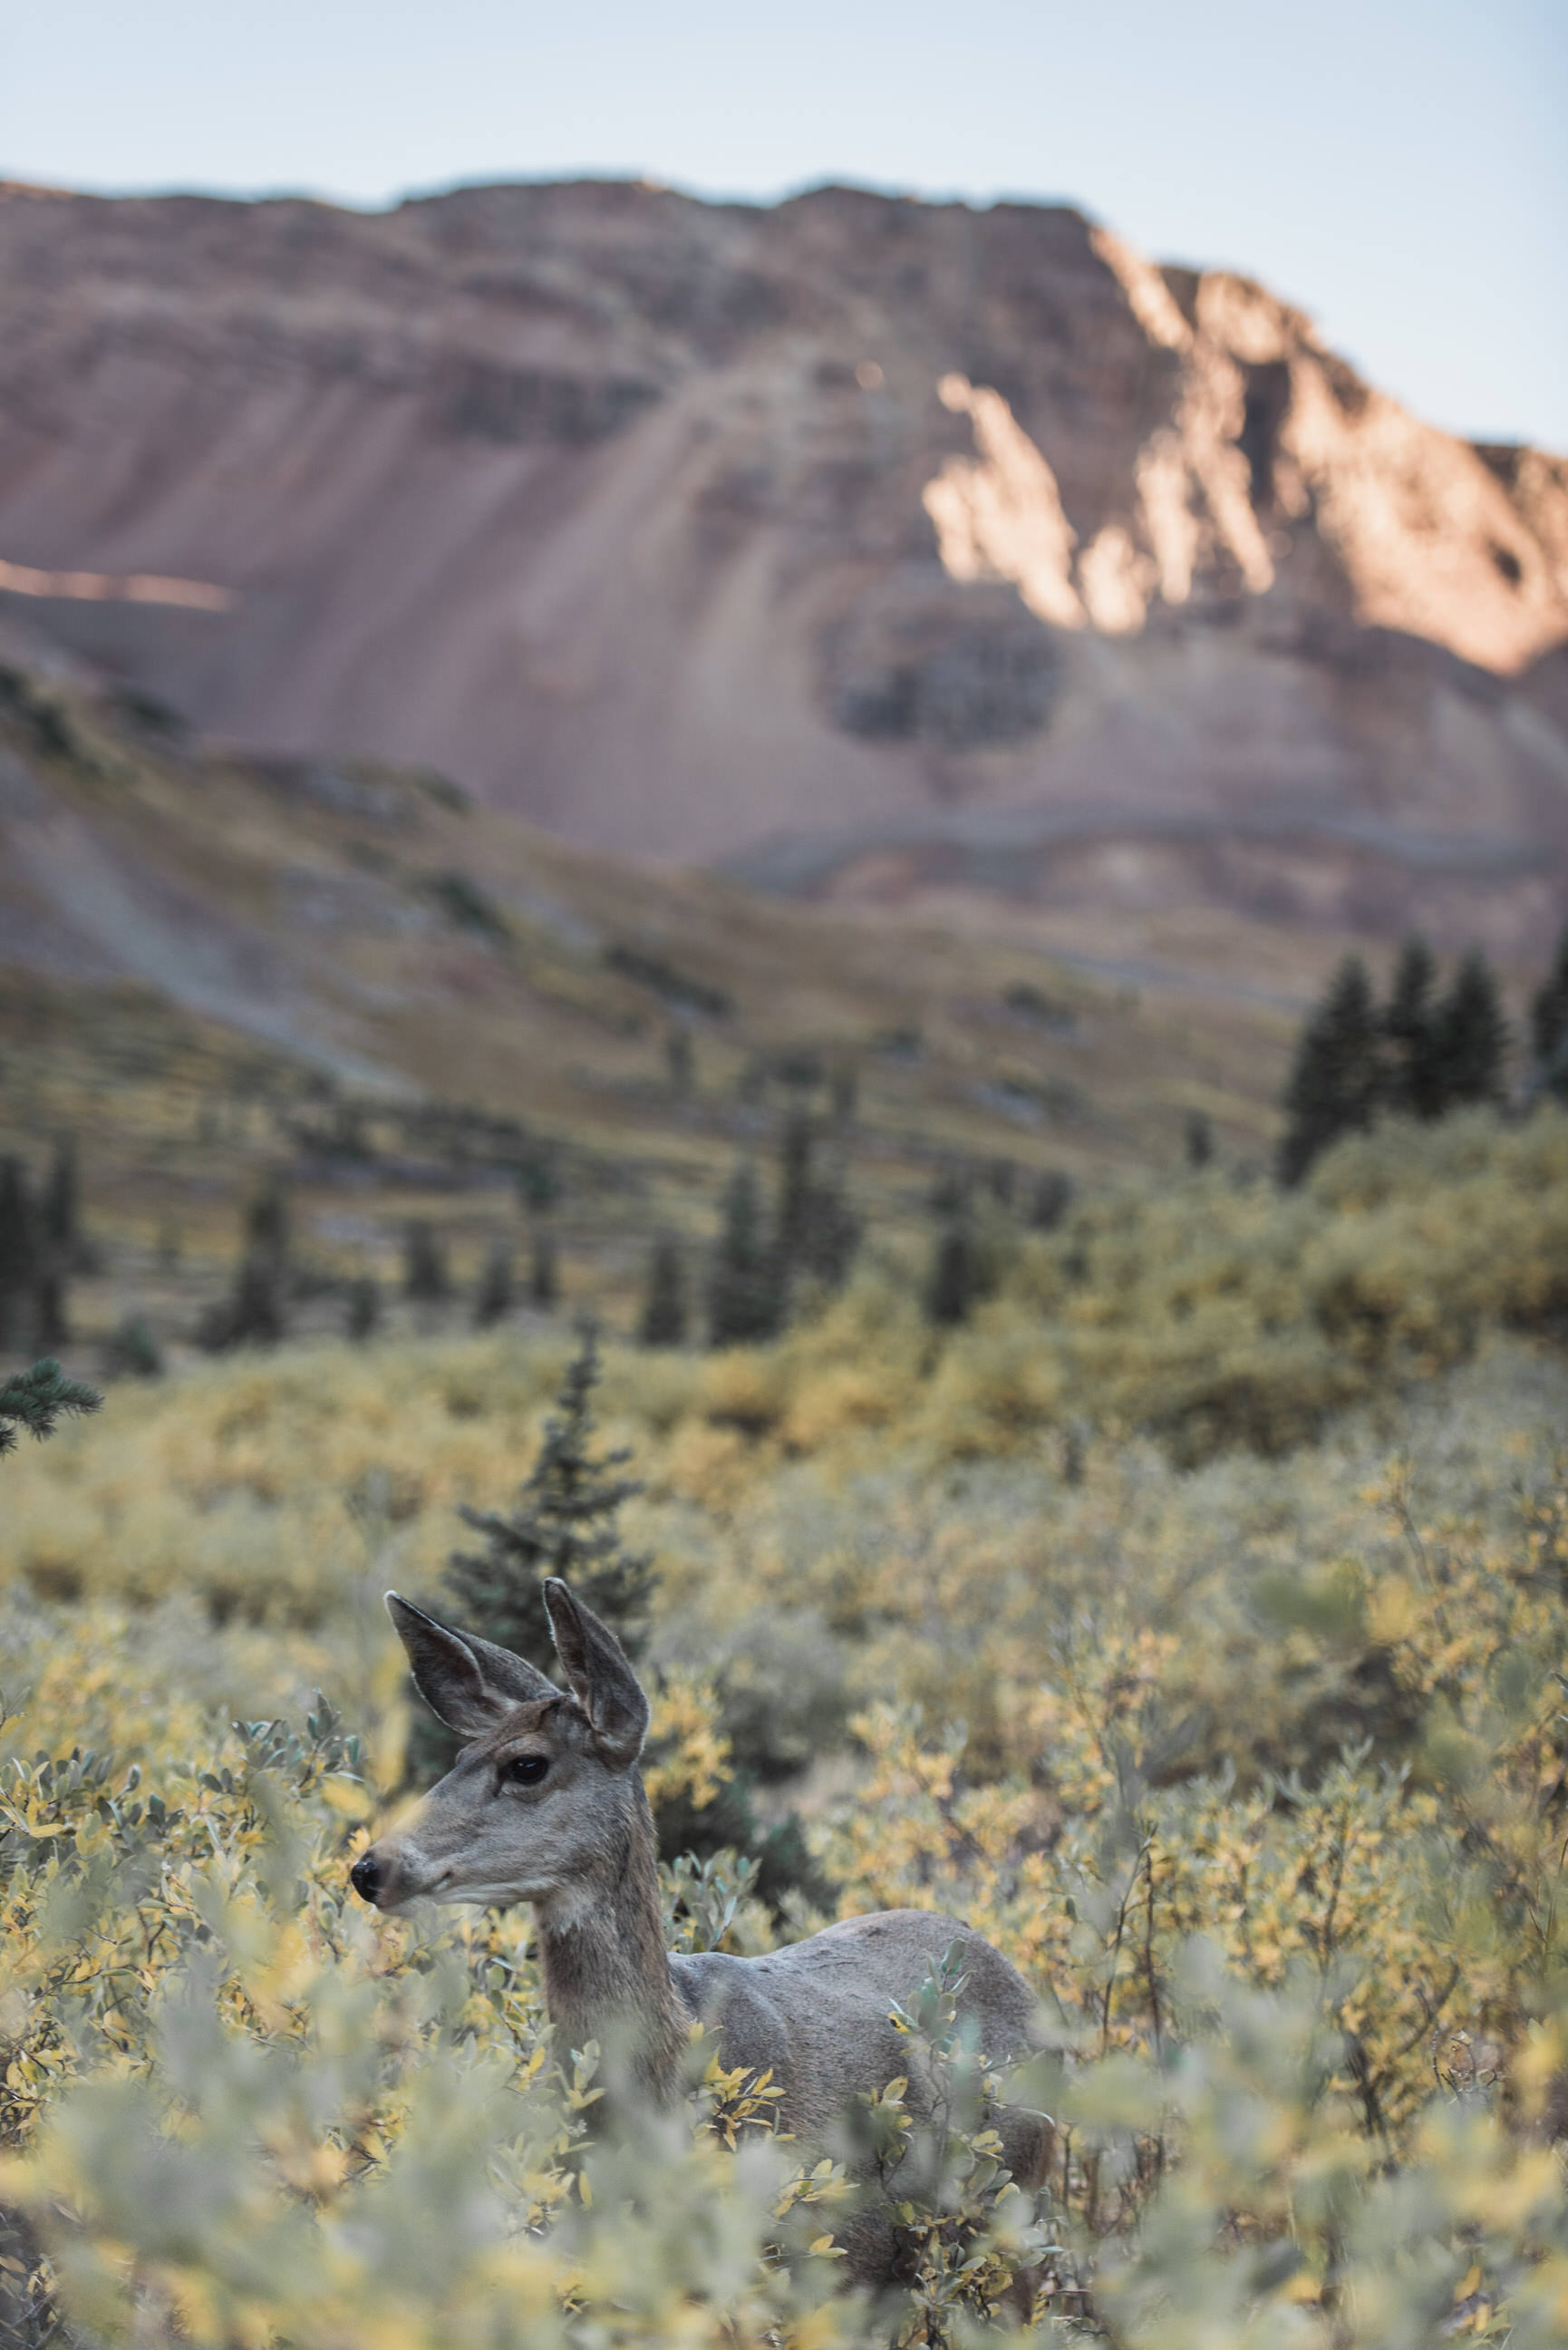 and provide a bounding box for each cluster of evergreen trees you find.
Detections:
[639,1109,860,1353]
[1278,924,1568,1184]
[918,1159,1074,1329]
[194,1183,566,1354]
[0,1143,87,1362]
[709,1112,859,1345]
